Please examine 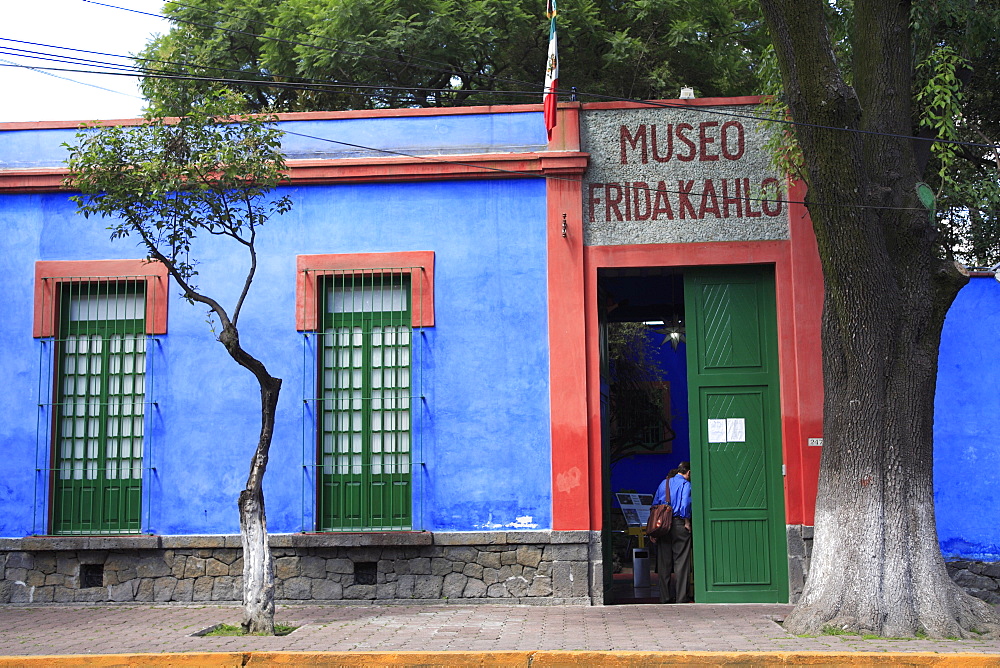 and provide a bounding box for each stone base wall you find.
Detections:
[0,531,599,606]
[947,560,1000,604]
[786,525,814,604]
[783,531,999,606]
